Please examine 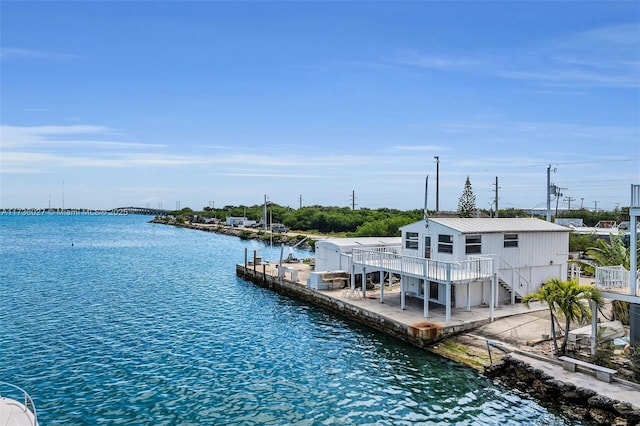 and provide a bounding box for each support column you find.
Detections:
[400,257,406,310]
[445,264,452,323]
[362,267,366,298]
[351,264,355,290]
[489,265,496,322]
[425,280,430,318]
[511,269,515,305]
[466,282,471,312]
[631,214,637,297]
[379,268,384,303]
[423,280,428,318]
[590,299,598,356]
